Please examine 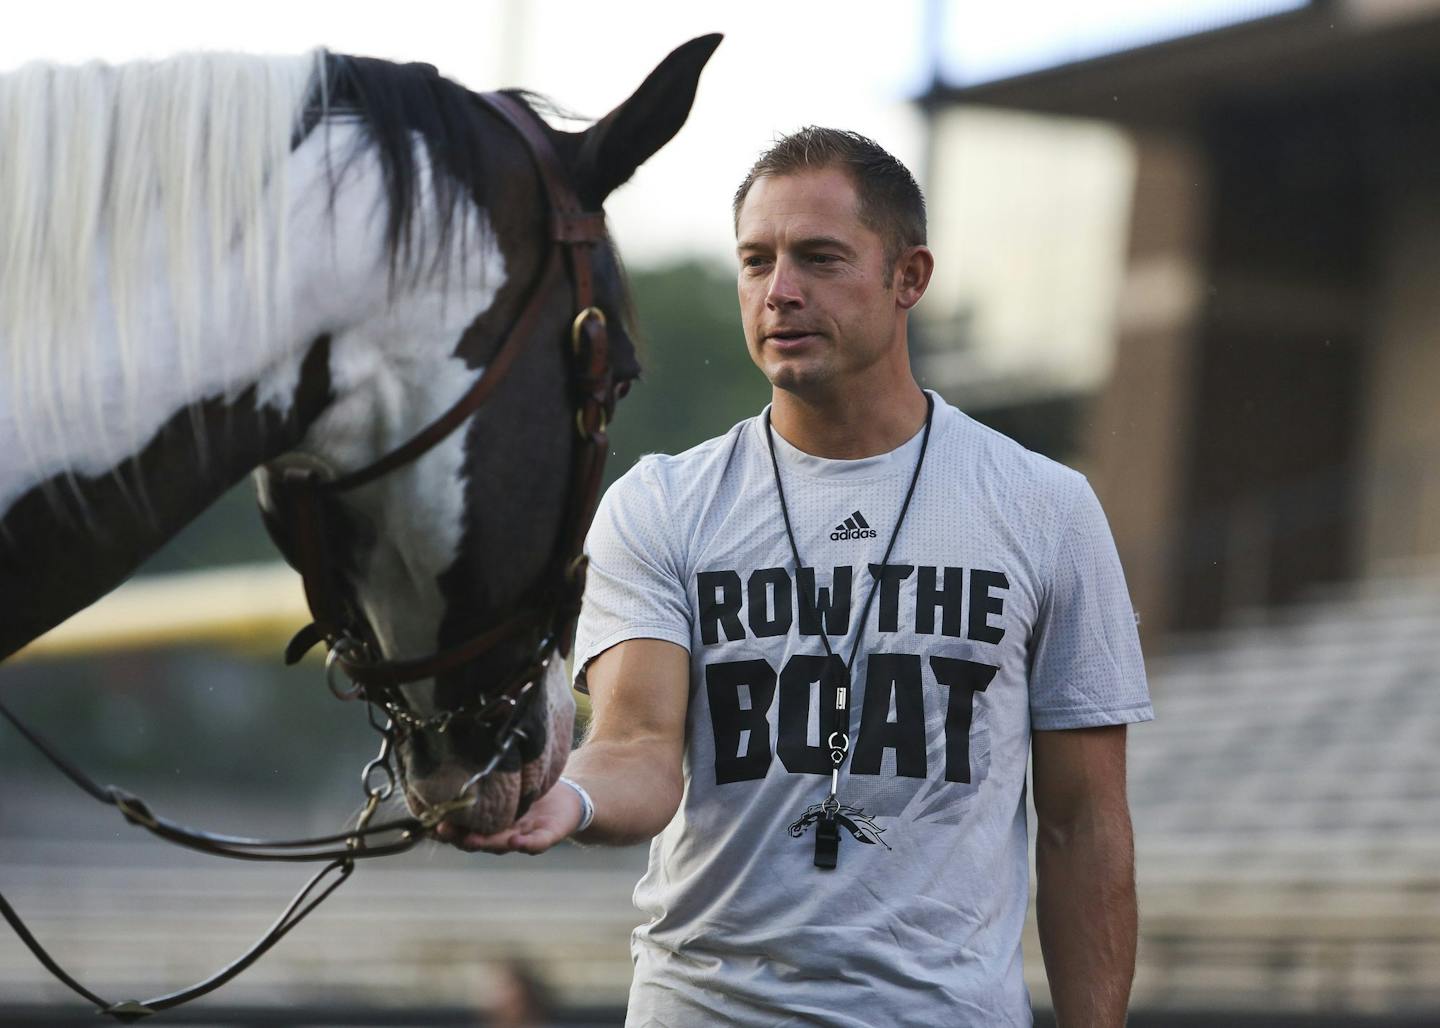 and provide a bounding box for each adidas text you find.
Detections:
[831,510,876,541]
